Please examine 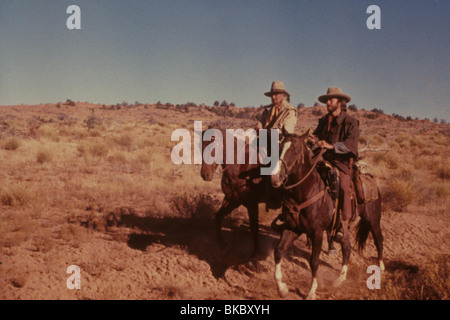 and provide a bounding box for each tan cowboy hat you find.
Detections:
[264,81,290,97]
[318,87,351,103]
